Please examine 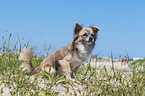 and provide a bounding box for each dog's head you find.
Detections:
[73,22,99,45]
